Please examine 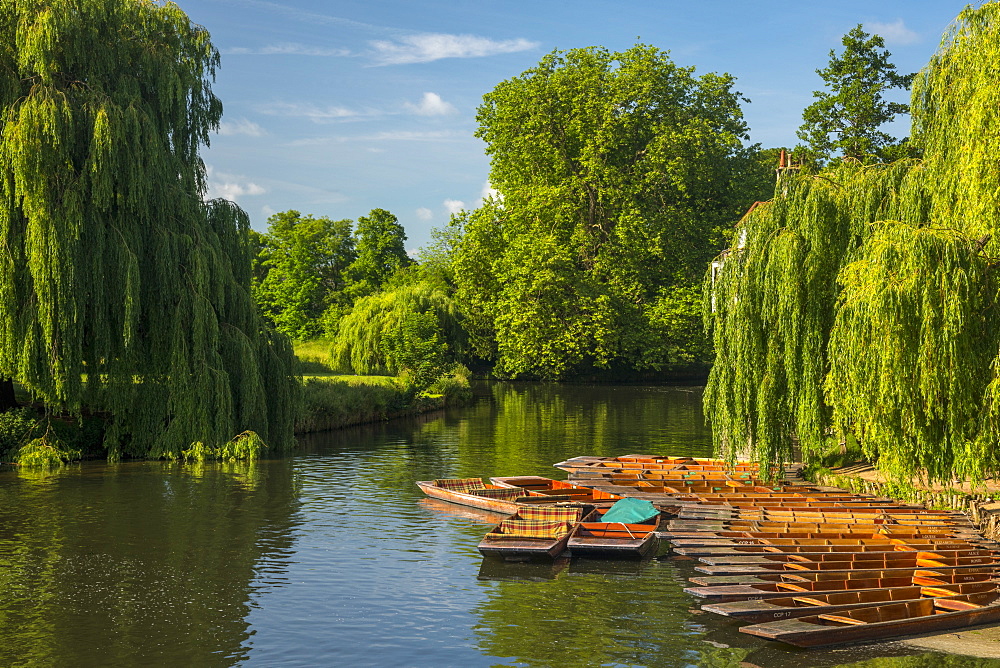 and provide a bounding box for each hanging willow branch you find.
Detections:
[0,0,298,458]
[706,2,1000,483]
